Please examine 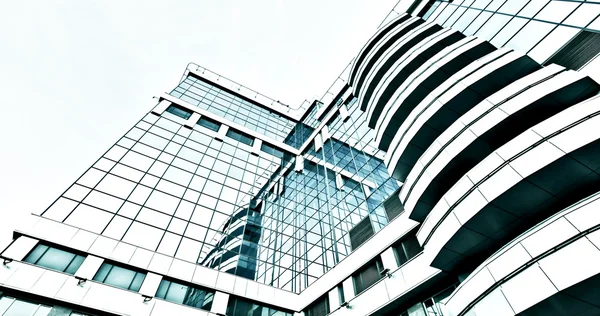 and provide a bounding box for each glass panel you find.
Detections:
[24,245,49,265]
[64,255,85,275]
[93,263,112,282]
[166,105,192,120]
[3,300,39,316]
[155,279,170,299]
[103,265,136,290]
[32,306,52,316]
[0,297,15,315]
[24,245,83,275]
[197,117,221,132]
[130,272,146,291]
[164,281,188,304]
[226,129,254,146]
